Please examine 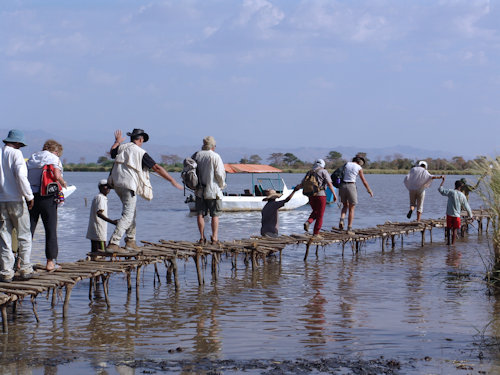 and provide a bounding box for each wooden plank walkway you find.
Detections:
[0,209,493,333]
